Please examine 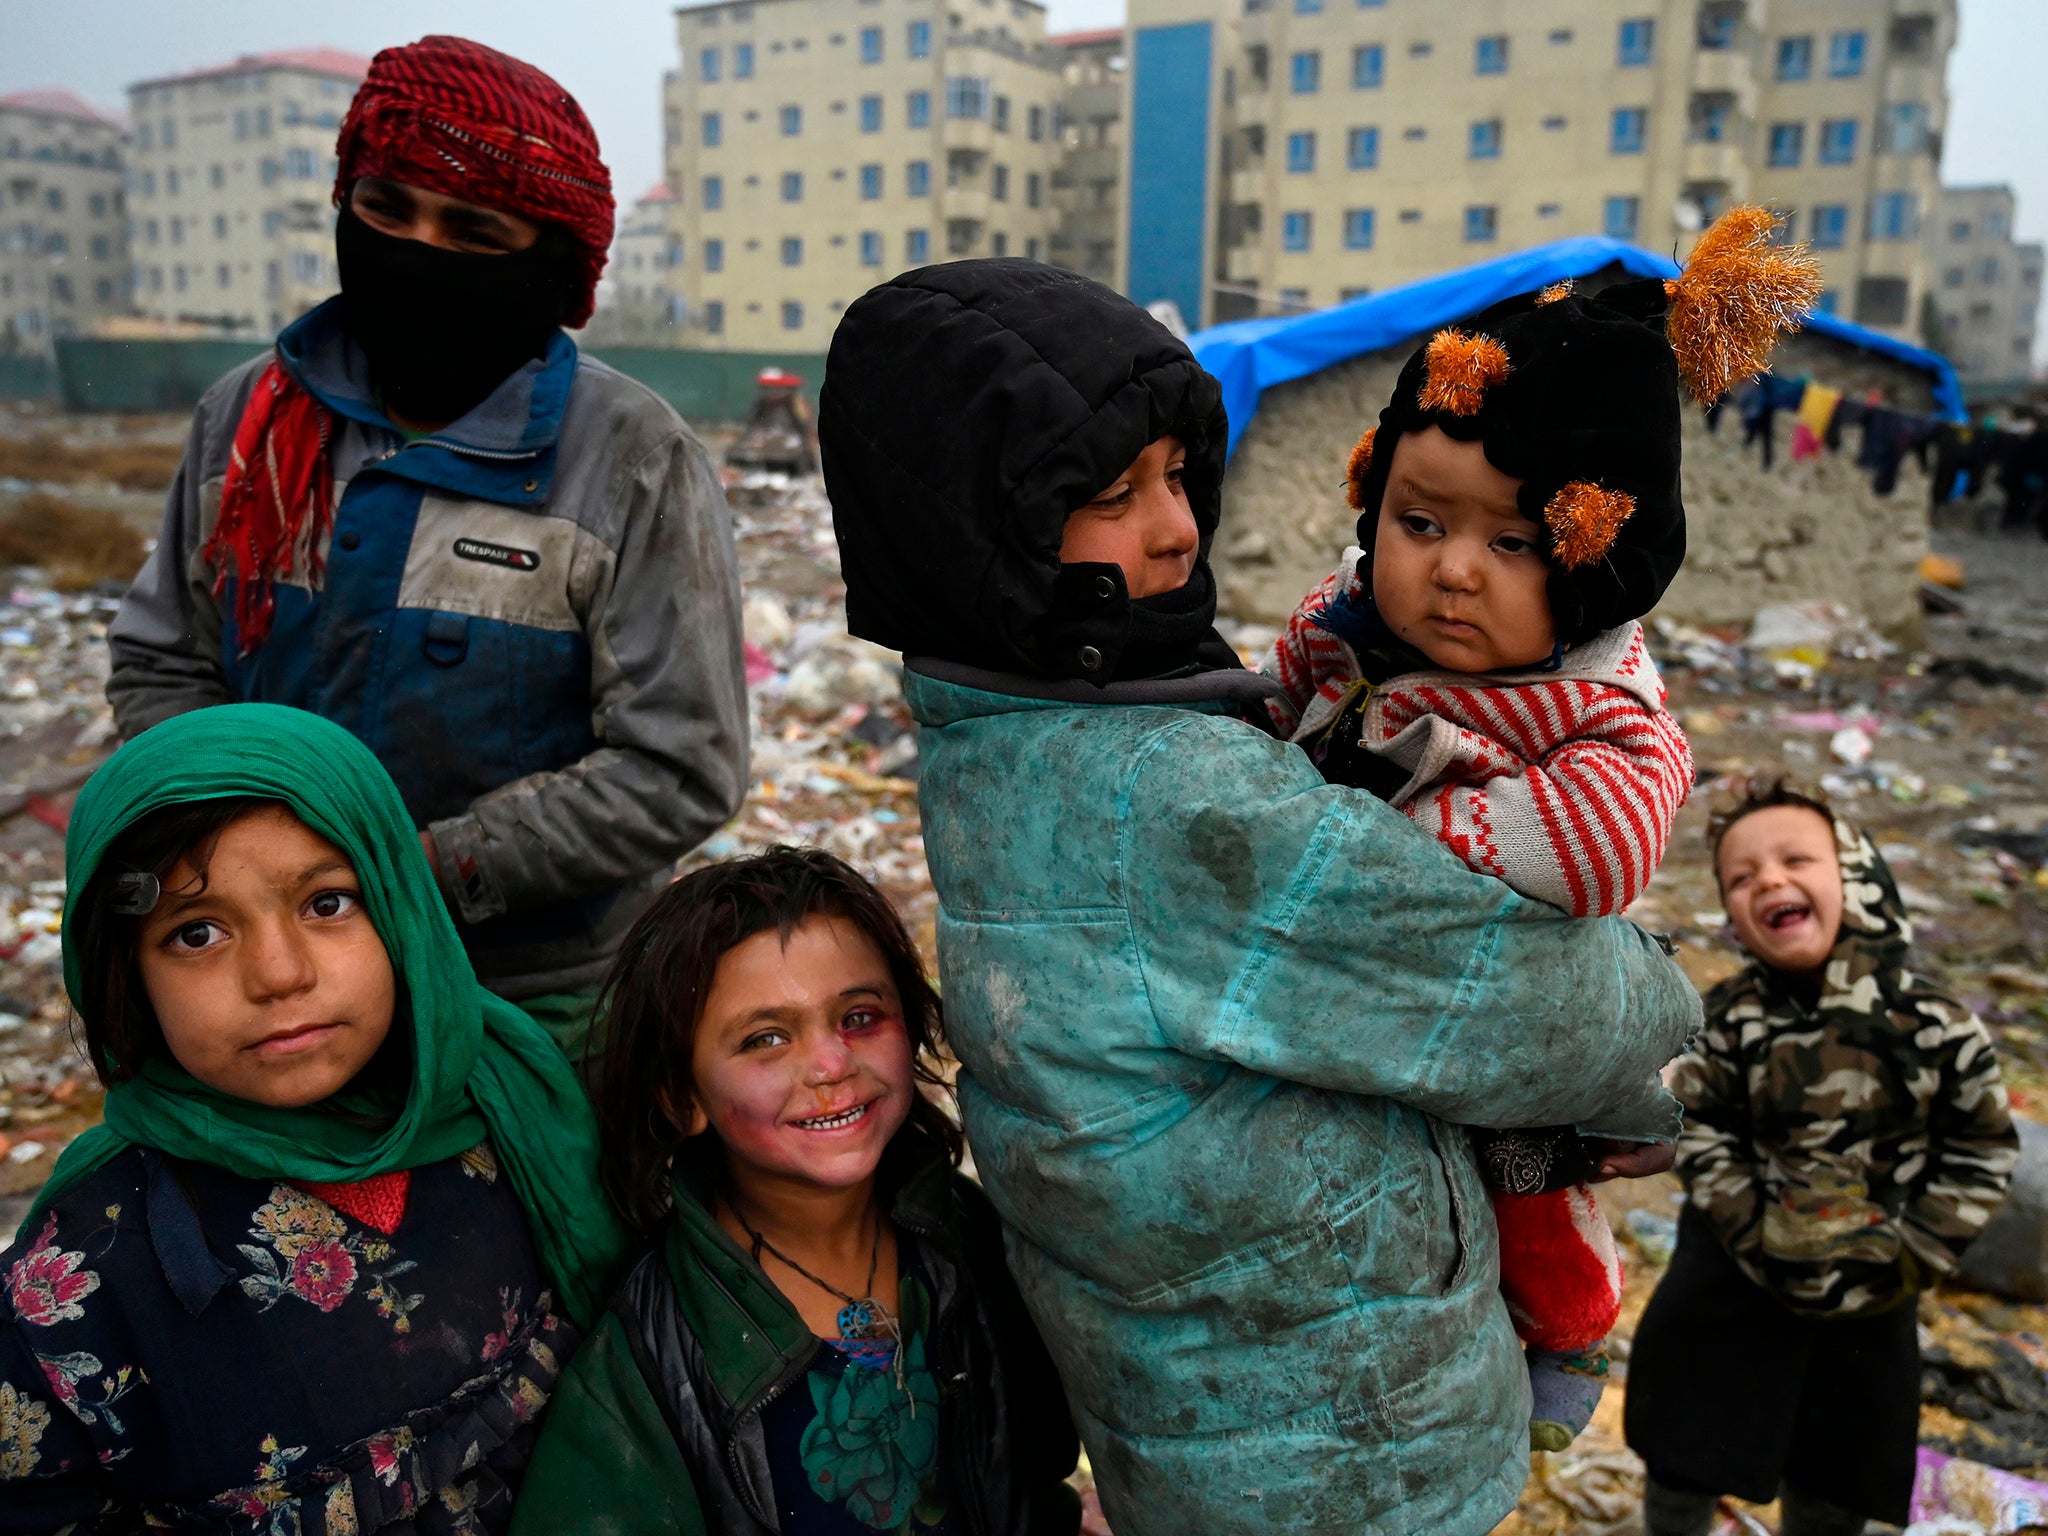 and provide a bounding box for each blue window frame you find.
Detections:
[1347,126,1379,168]
[1286,131,1316,172]
[781,236,803,266]
[703,300,724,333]
[781,171,803,202]
[702,112,722,147]
[908,20,931,57]
[704,237,724,272]
[1463,204,1497,241]
[860,26,883,63]
[703,175,723,210]
[1291,51,1321,94]
[860,95,882,132]
[1810,204,1848,248]
[860,230,882,266]
[1282,210,1312,251]
[860,163,883,198]
[1776,35,1811,80]
[1814,290,1838,316]
[908,90,931,128]
[1469,119,1501,159]
[906,159,931,197]
[700,47,721,81]
[946,76,989,119]
[906,228,929,263]
[1618,18,1654,66]
[1767,122,1803,166]
[1343,207,1374,249]
[1357,0,1383,6]
[1869,191,1916,241]
[780,104,802,135]
[782,301,803,330]
[1610,108,1647,154]
[1883,102,1928,154]
[1603,195,1640,240]
[1828,30,1866,77]
[1818,118,1857,164]
[1352,44,1383,88]
[1294,0,1322,13]
[1475,36,1508,74]
[735,43,755,77]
